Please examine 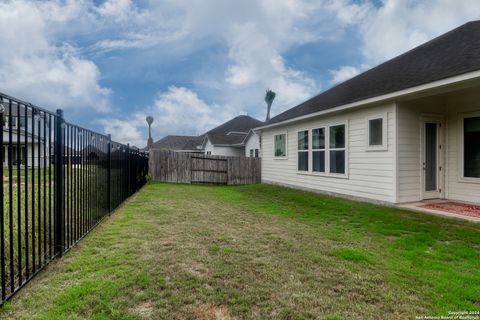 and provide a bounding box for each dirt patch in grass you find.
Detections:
[132,301,155,319]
[190,303,236,320]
